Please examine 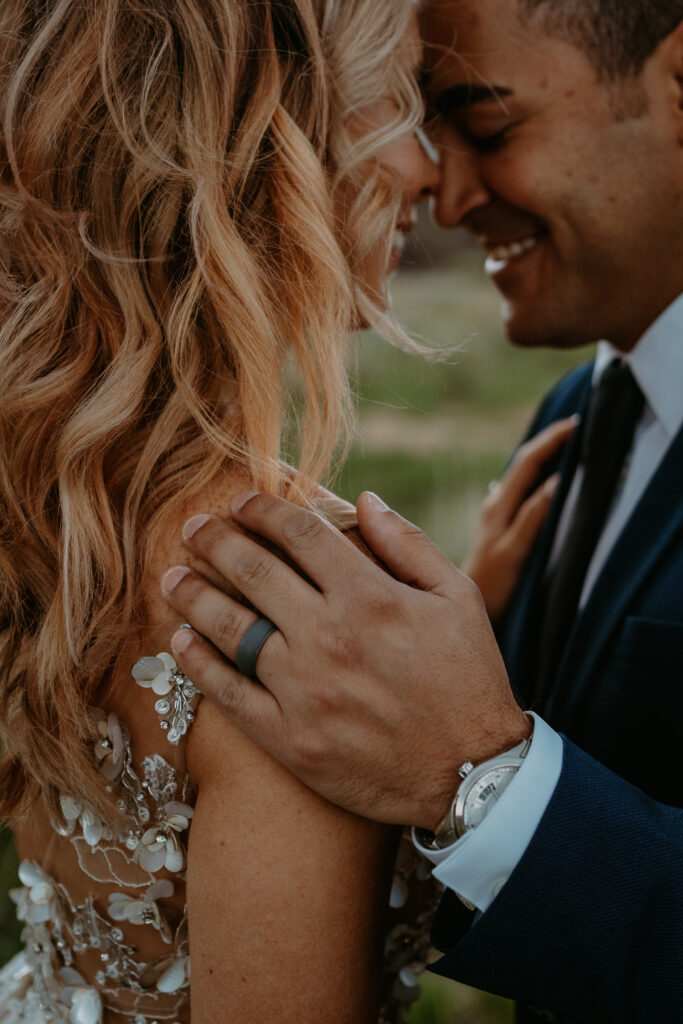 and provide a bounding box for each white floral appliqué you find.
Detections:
[10,862,59,925]
[132,652,199,744]
[139,801,194,873]
[108,880,174,944]
[59,967,103,1024]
